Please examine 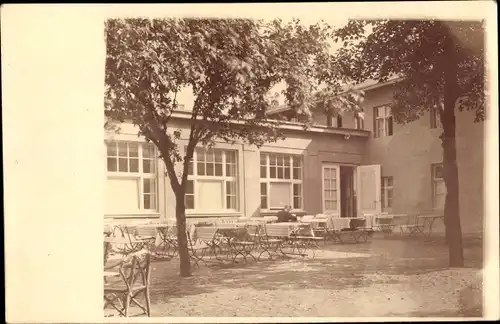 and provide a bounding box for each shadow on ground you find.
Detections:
[147,236,483,306]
